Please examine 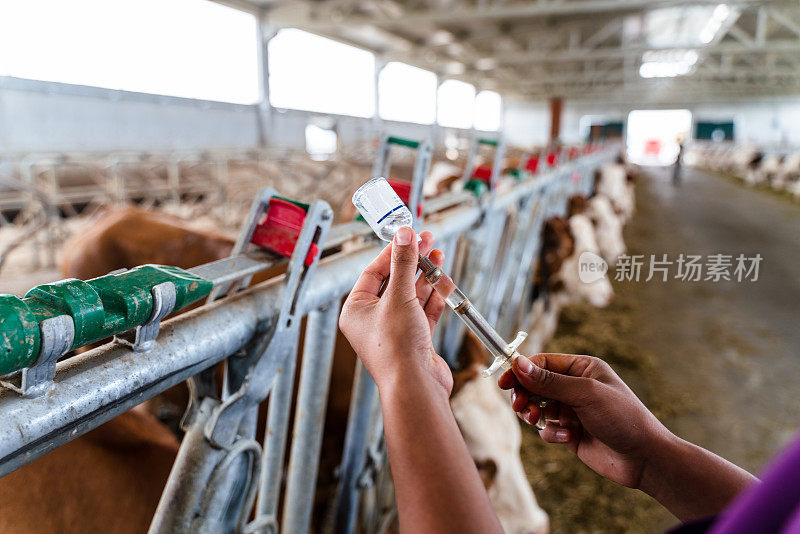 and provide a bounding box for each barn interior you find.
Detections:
[1,1,799,533]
